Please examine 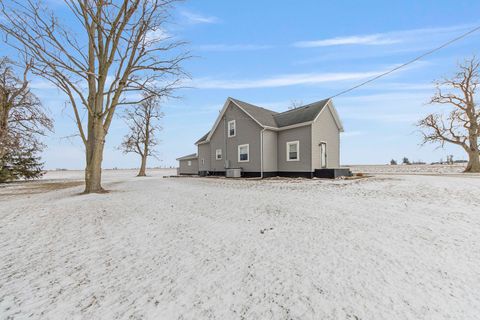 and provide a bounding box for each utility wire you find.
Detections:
[328,24,480,99]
